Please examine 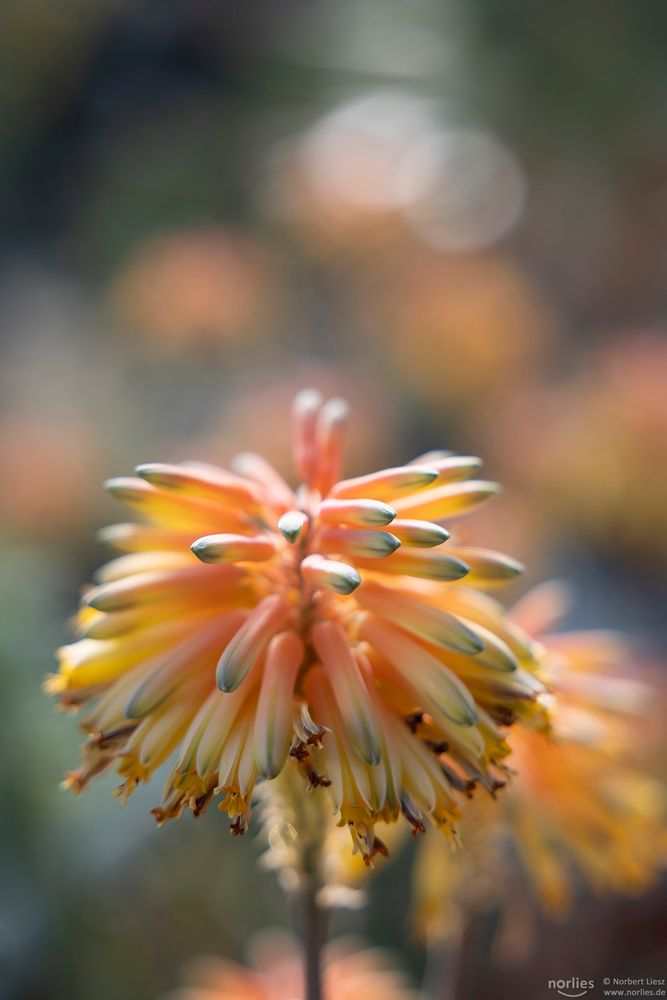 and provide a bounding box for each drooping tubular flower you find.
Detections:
[166,931,415,1000]
[413,582,666,955]
[48,390,546,859]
